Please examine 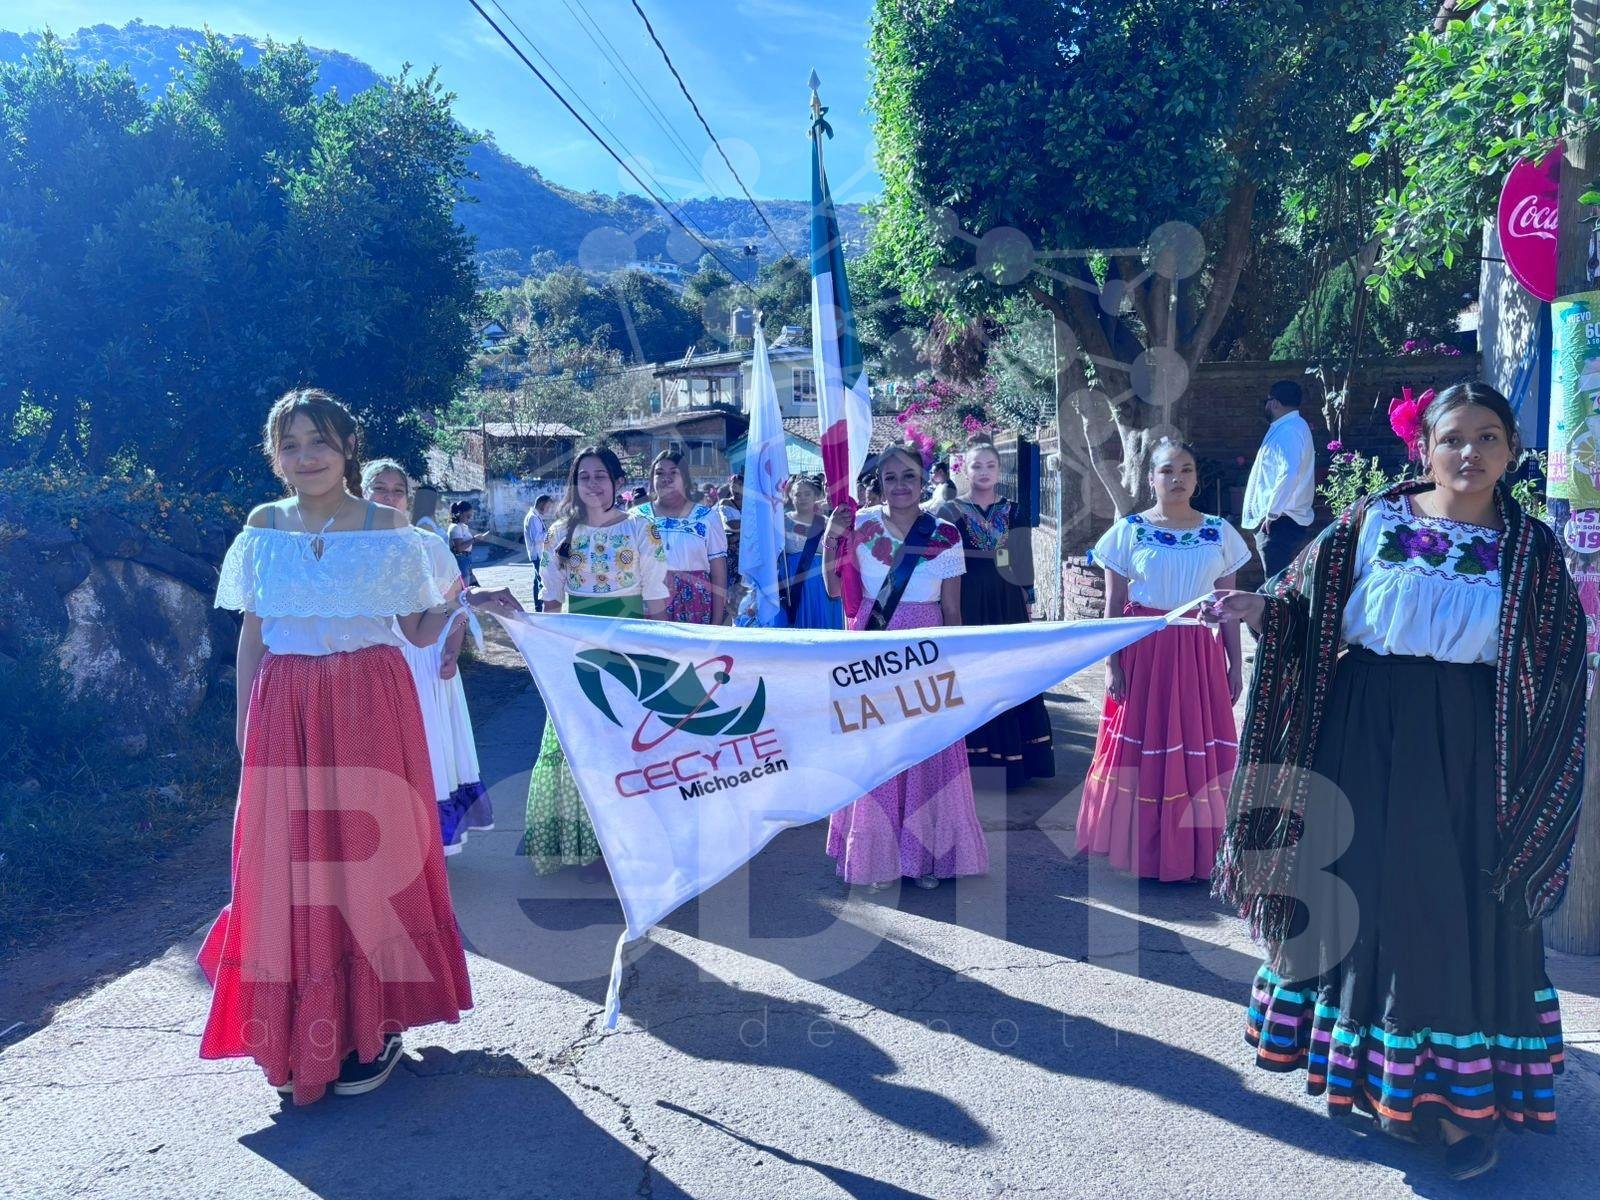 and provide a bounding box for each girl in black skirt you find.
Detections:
[1204,382,1586,1180]
[937,439,1055,789]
